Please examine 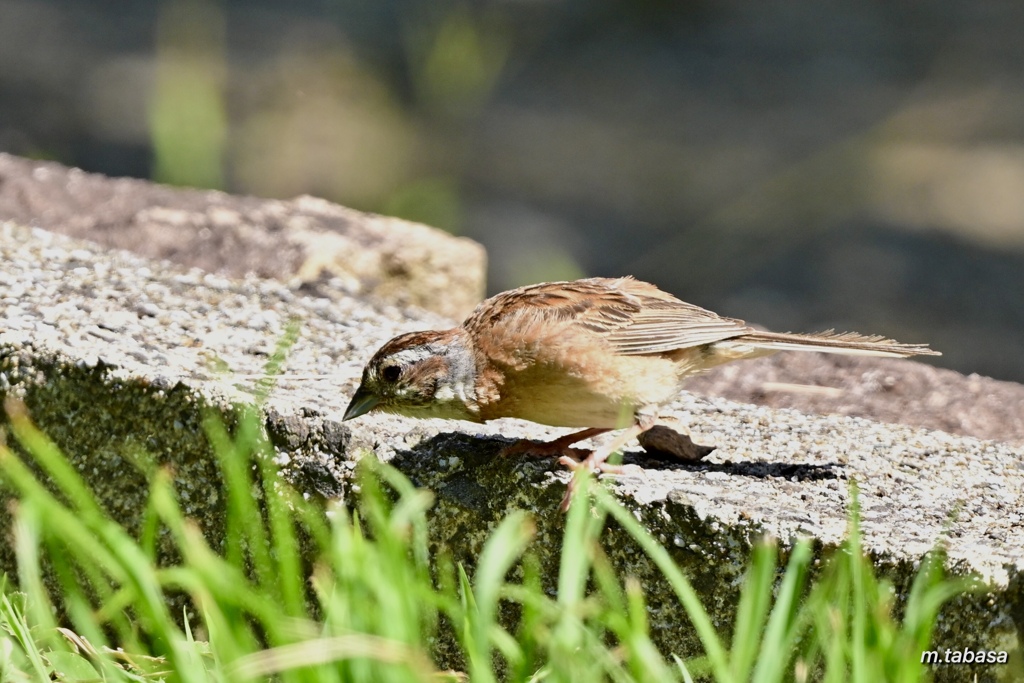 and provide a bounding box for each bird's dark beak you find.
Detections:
[343,386,380,421]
